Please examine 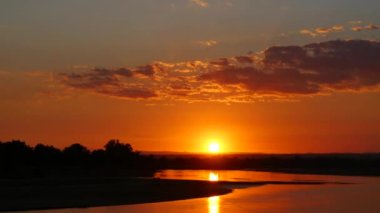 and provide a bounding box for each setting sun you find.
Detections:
[208,141,220,153]
[209,172,219,182]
